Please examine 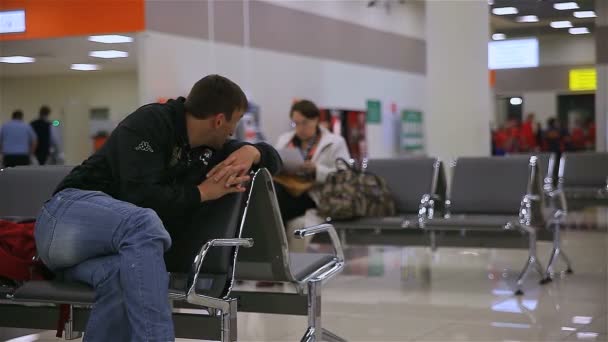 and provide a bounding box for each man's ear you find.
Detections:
[214,113,226,127]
